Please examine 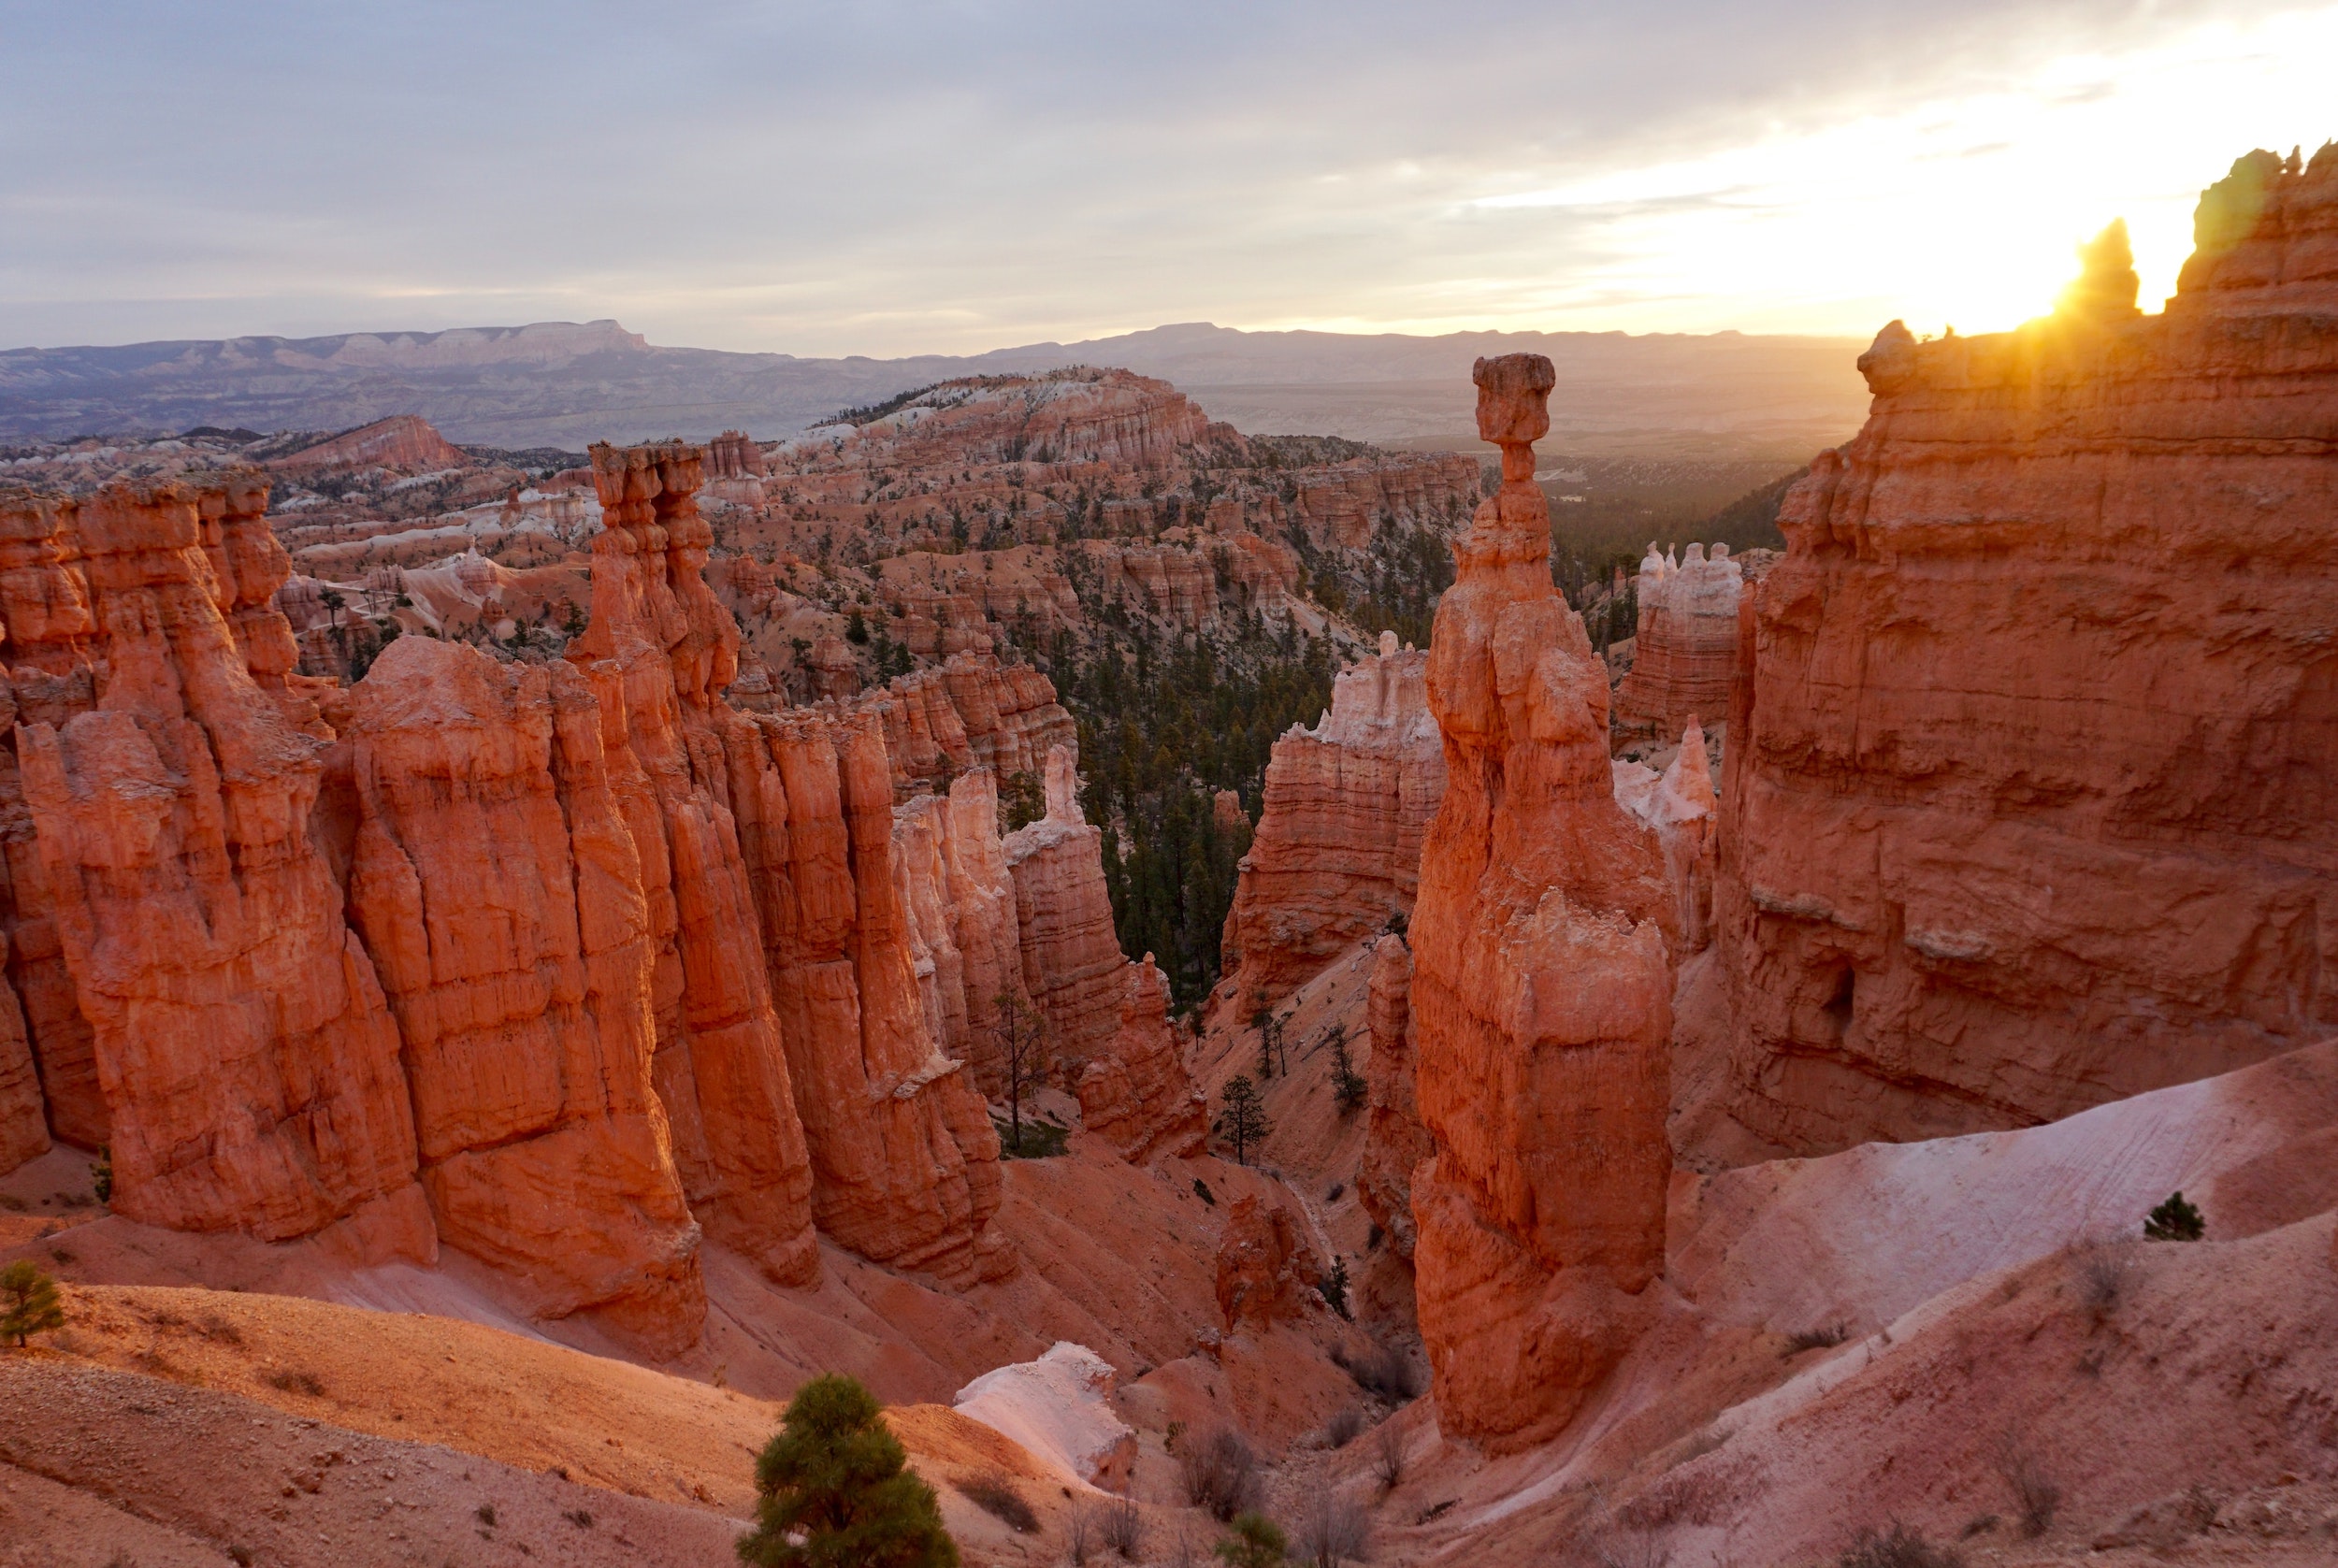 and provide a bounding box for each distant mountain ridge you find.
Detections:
[0,318,1871,455]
